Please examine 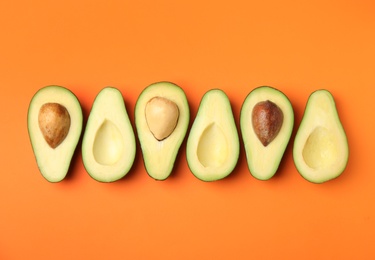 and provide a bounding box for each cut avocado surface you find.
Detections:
[135,81,190,180]
[28,85,83,182]
[240,86,294,180]
[82,87,136,182]
[293,90,349,183]
[186,89,239,181]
